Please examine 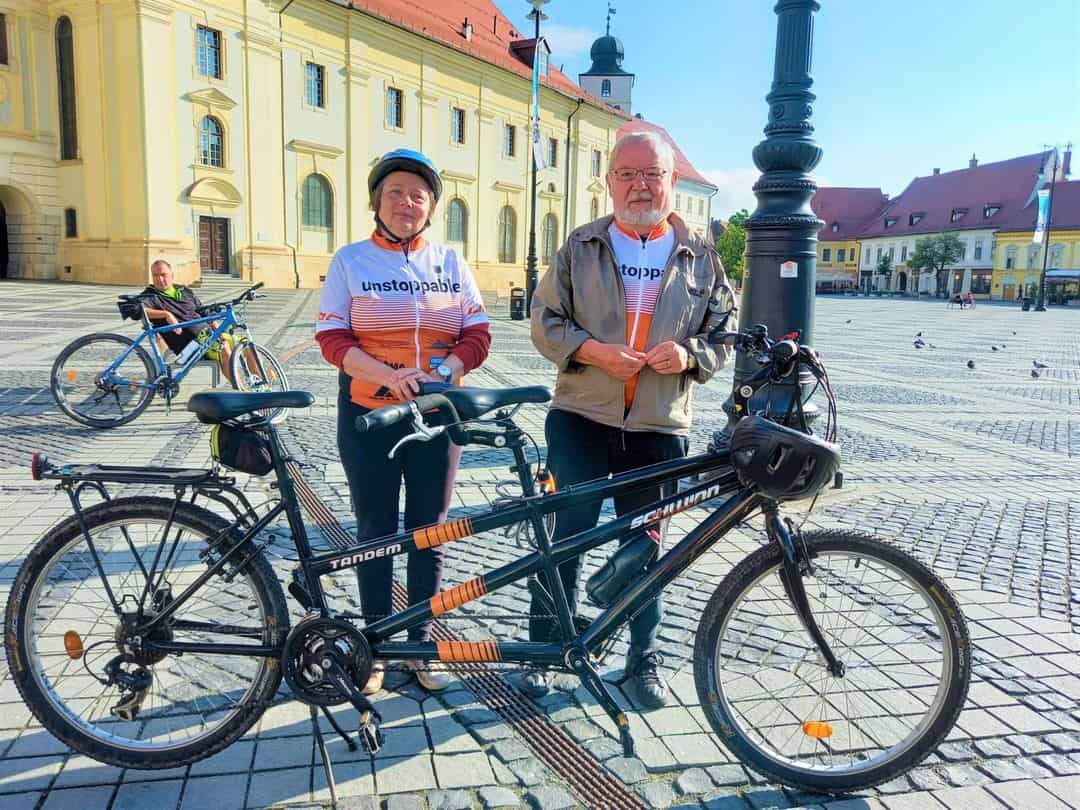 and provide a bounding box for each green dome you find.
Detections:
[581,35,630,76]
